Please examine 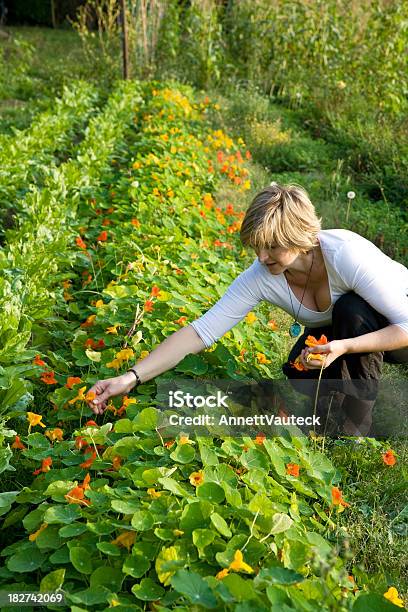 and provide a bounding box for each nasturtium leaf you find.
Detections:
[352,593,399,612]
[269,513,293,535]
[192,529,215,553]
[131,510,154,531]
[59,523,87,538]
[132,408,158,431]
[210,512,232,538]
[223,483,242,507]
[96,542,121,556]
[0,491,18,517]
[198,442,219,466]
[7,548,45,573]
[68,586,111,606]
[69,547,93,574]
[240,449,270,471]
[142,466,177,485]
[174,354,208,375]
[222,574,257,602]
[282,539,310,571]
[262,440,286,475]
[158,477,191,498]
[45,480,75,501]
[49,544,70,564]
[44,504,81,524]
[111,499,140,514]
[196,482,225,504]
[171,570,217,608]
[35,525,62,550]
[122,554,150,578]
[255,566,304,586]
[131,578,164,601]
[170,443,195,464]
[90,566,124,591]
[86,520,116,535]
[85,349,101,362]
[114,419,134,433]
[180,501,213,531]
[154,528,176,541]
[40,568,65,593]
